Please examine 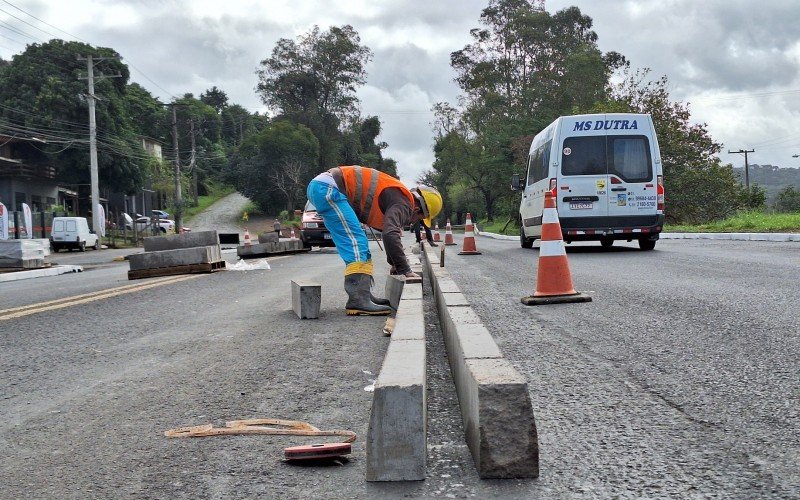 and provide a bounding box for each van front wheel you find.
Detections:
[519,227,533,249]
[638,238,656,251]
